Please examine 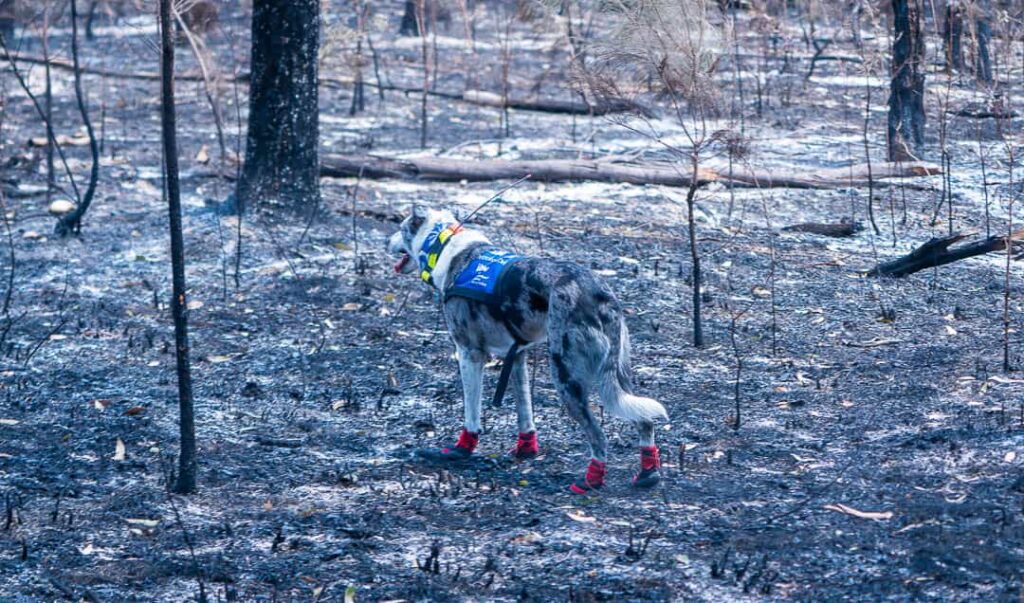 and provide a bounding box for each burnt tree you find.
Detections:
[160,0,198,494]
[238,0,320,213]
[888,0,926,162]
[0,0,13,43]
[943,1,964,72]
[399,0,418,36]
